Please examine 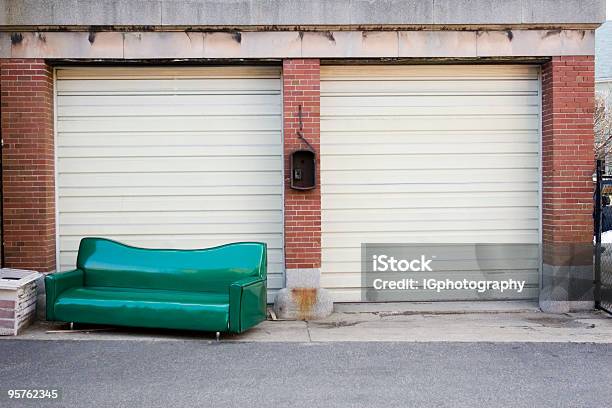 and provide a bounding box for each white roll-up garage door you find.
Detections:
[56,67,284,301]
[320,65,541,302]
